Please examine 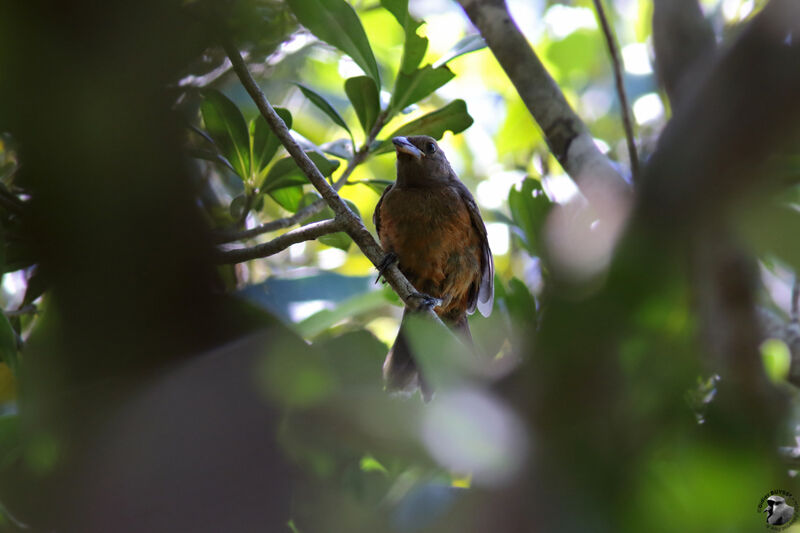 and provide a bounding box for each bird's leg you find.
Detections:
[374,252,398,284]
[409,291,443,311]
